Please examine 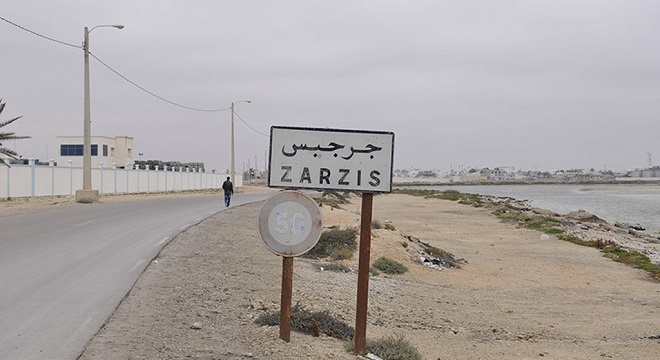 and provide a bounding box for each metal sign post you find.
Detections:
[354,192,373,355]
[258,191,323,342]
[280,256,294,342]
